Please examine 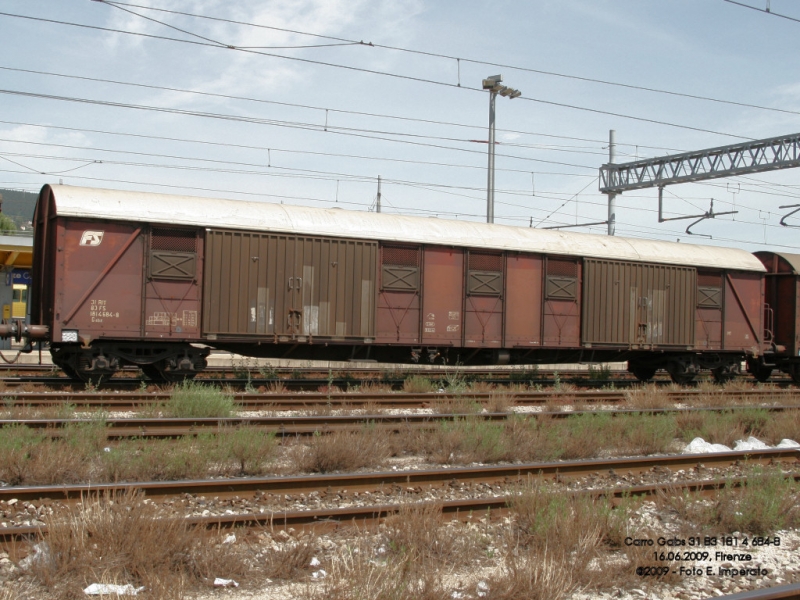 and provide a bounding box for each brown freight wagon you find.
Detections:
[10,184,769,383]
[751,251,800,382]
